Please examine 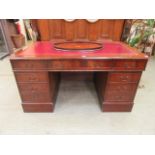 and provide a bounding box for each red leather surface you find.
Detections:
[12,41,148,59]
